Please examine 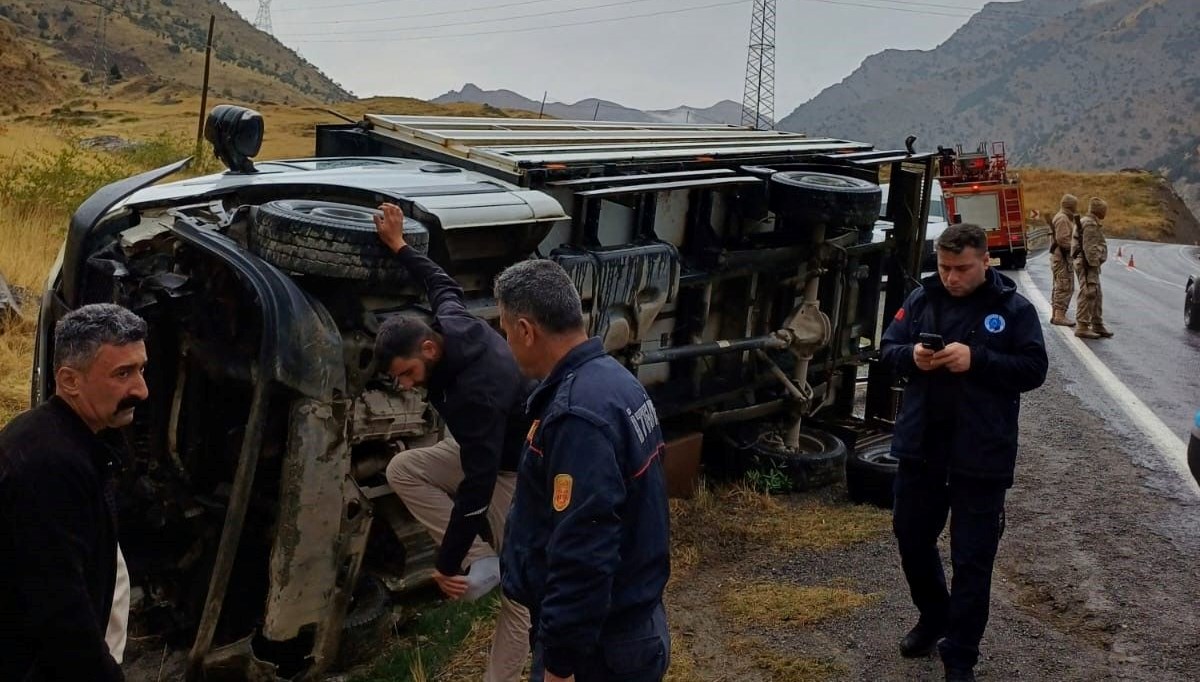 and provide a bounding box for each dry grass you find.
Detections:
[0,205,59,425]
[431,612,495,681]
[729,638,844,682]
[0,206,61,292]
[1020,168,1172,240]
[0,315,37,425]
[663,631,703,682]
[671,481,892,562]
[719,583,879,628]
[3,95,542,162]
